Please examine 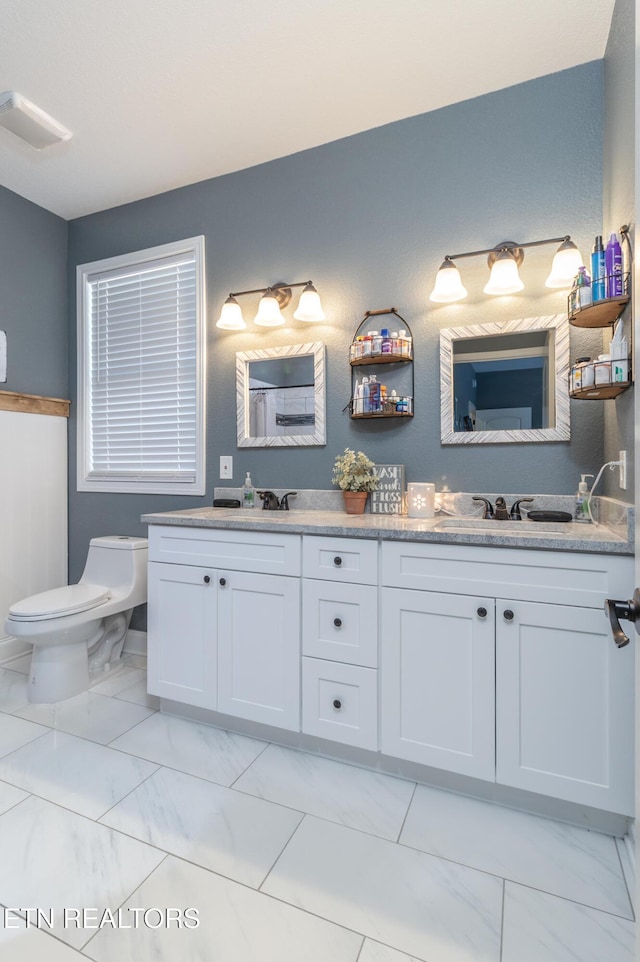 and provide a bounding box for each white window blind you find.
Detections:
[77,237,206,495]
